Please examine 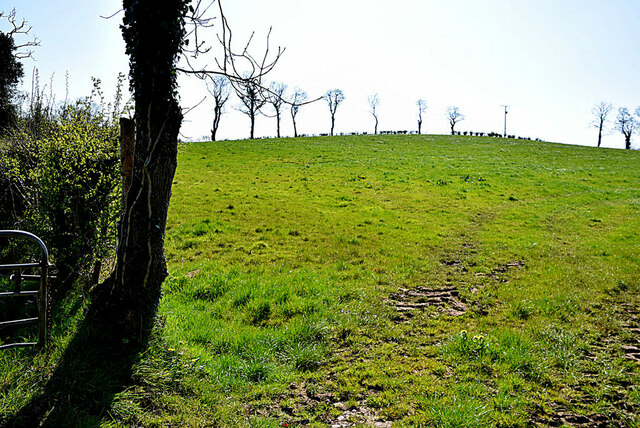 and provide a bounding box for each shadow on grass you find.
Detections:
[3,309,152,427]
